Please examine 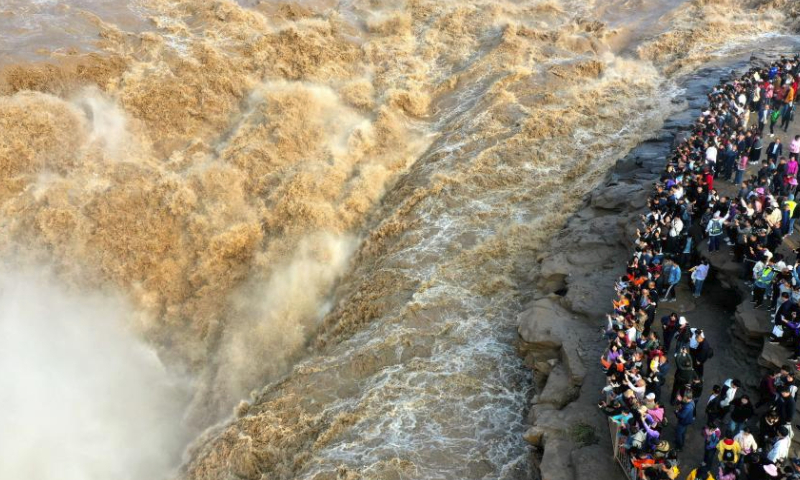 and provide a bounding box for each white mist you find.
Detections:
[0,270,190,480]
